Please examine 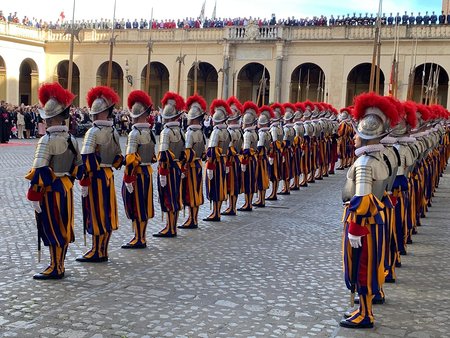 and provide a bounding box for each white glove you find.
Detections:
[241,164,247,172]
[181,172,186,179]
[81,186,89,198]
[225,166,230,174]
[31,200,42,213]
[268,157,274,165]
[125,182,134,193]
[207,169,214,180]
[348,233,362,248]
[282,156,286,163]
[160,175,167,187]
